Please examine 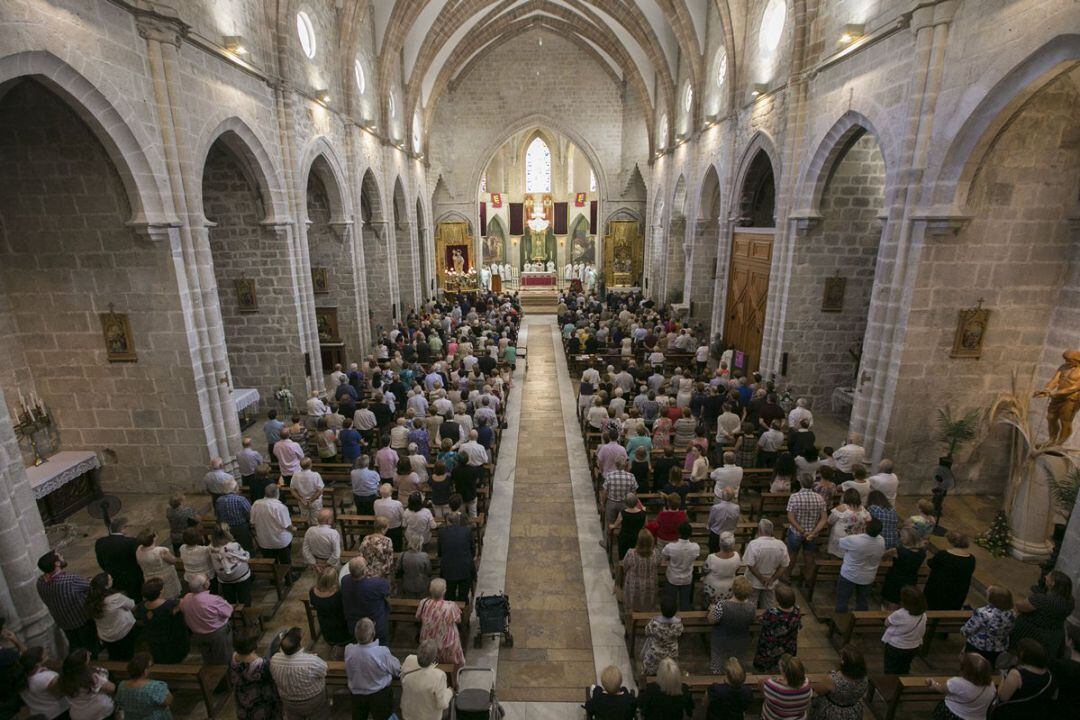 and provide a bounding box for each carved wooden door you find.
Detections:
[723,232,773,373]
